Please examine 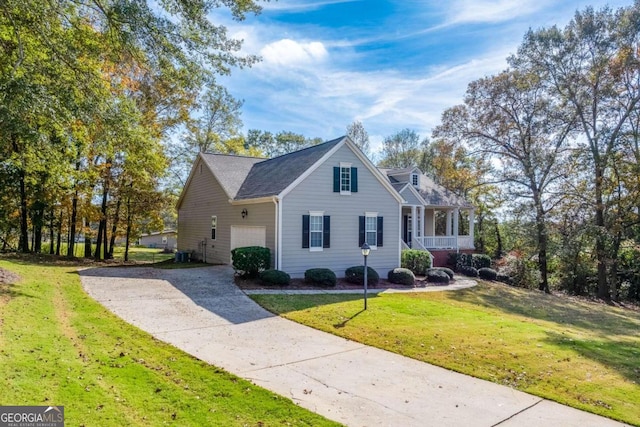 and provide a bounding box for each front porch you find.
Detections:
[401,205,475,251]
